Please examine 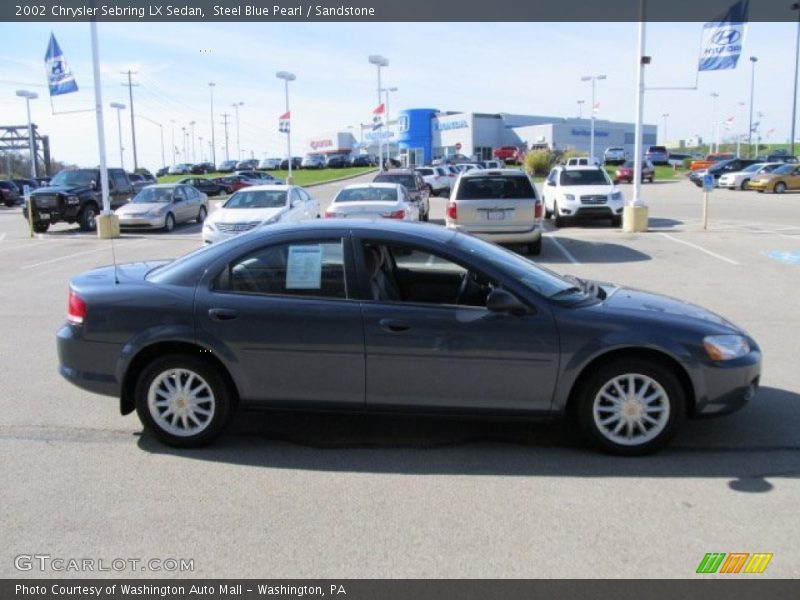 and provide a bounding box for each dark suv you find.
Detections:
[373,169,430,221]
[25,168,134,232]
